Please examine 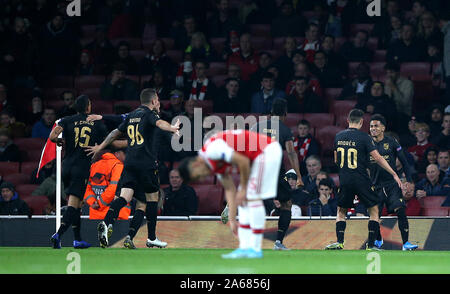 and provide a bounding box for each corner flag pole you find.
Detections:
[56,131,62,231]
